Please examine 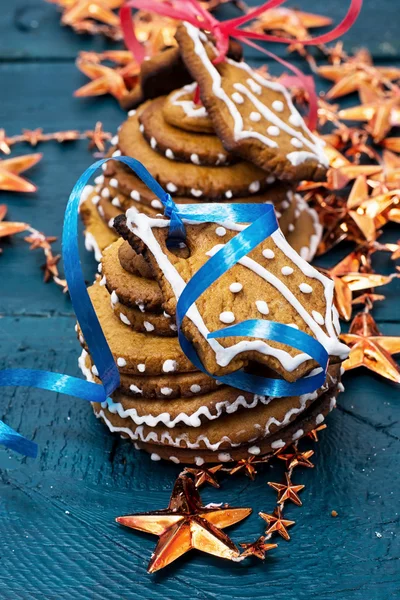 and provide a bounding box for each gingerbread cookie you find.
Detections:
[118,239,154,279]
[175,23,329,181]
[139,96,235,166]
[116,211,348,380]
[80,189,117,259]
[163,82,214,133]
